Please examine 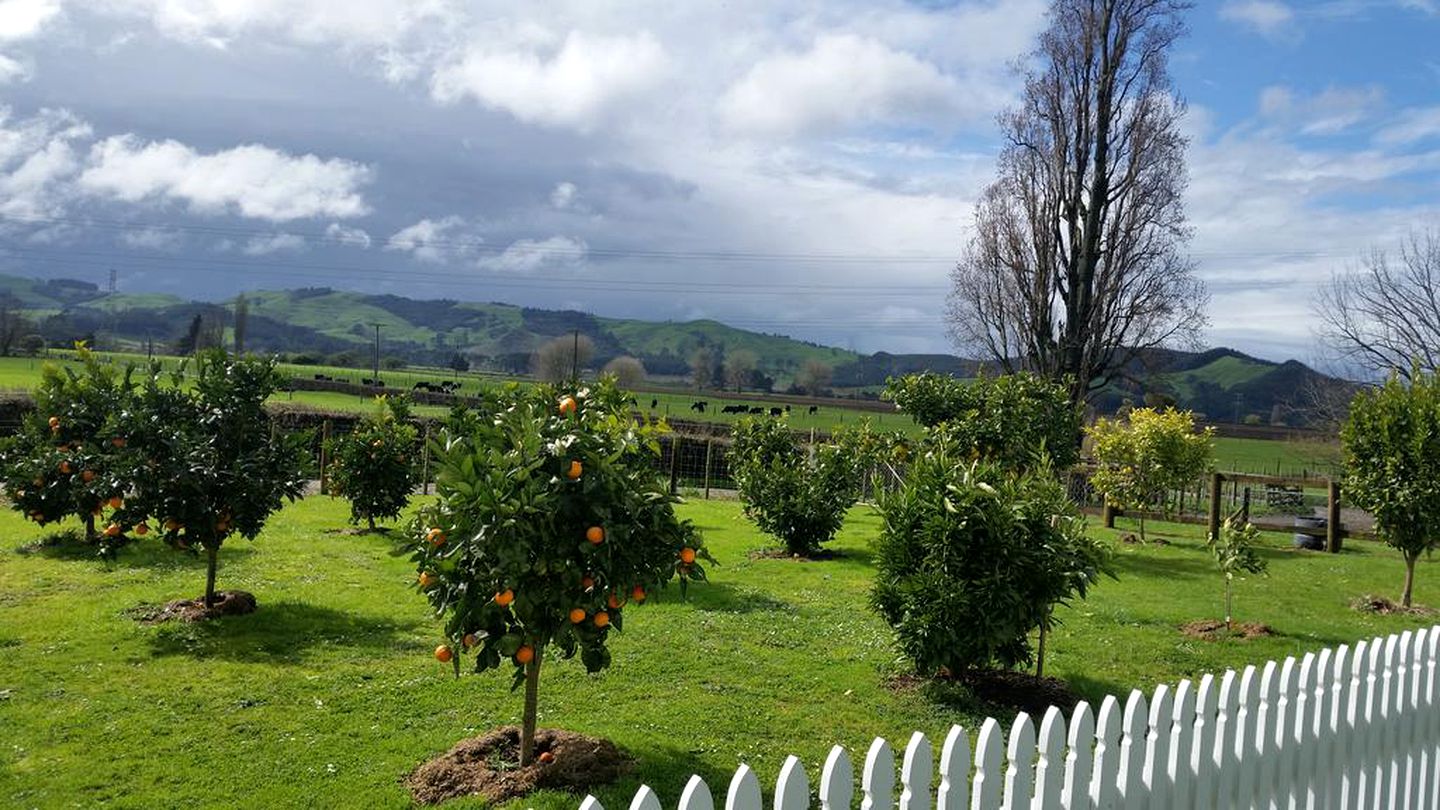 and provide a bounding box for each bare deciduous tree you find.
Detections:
[947,0,1206,404]
[724,349,758,392]
[795,360,832,396]
[689,346,714,390]
[531,334,594,382]
[1315,229,1440,381]
[601,355,647,388]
